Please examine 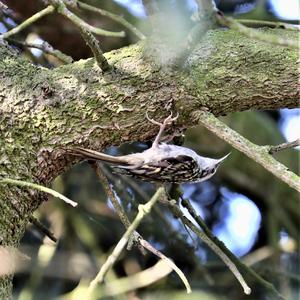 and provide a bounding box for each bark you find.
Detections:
[0,28,299,297]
